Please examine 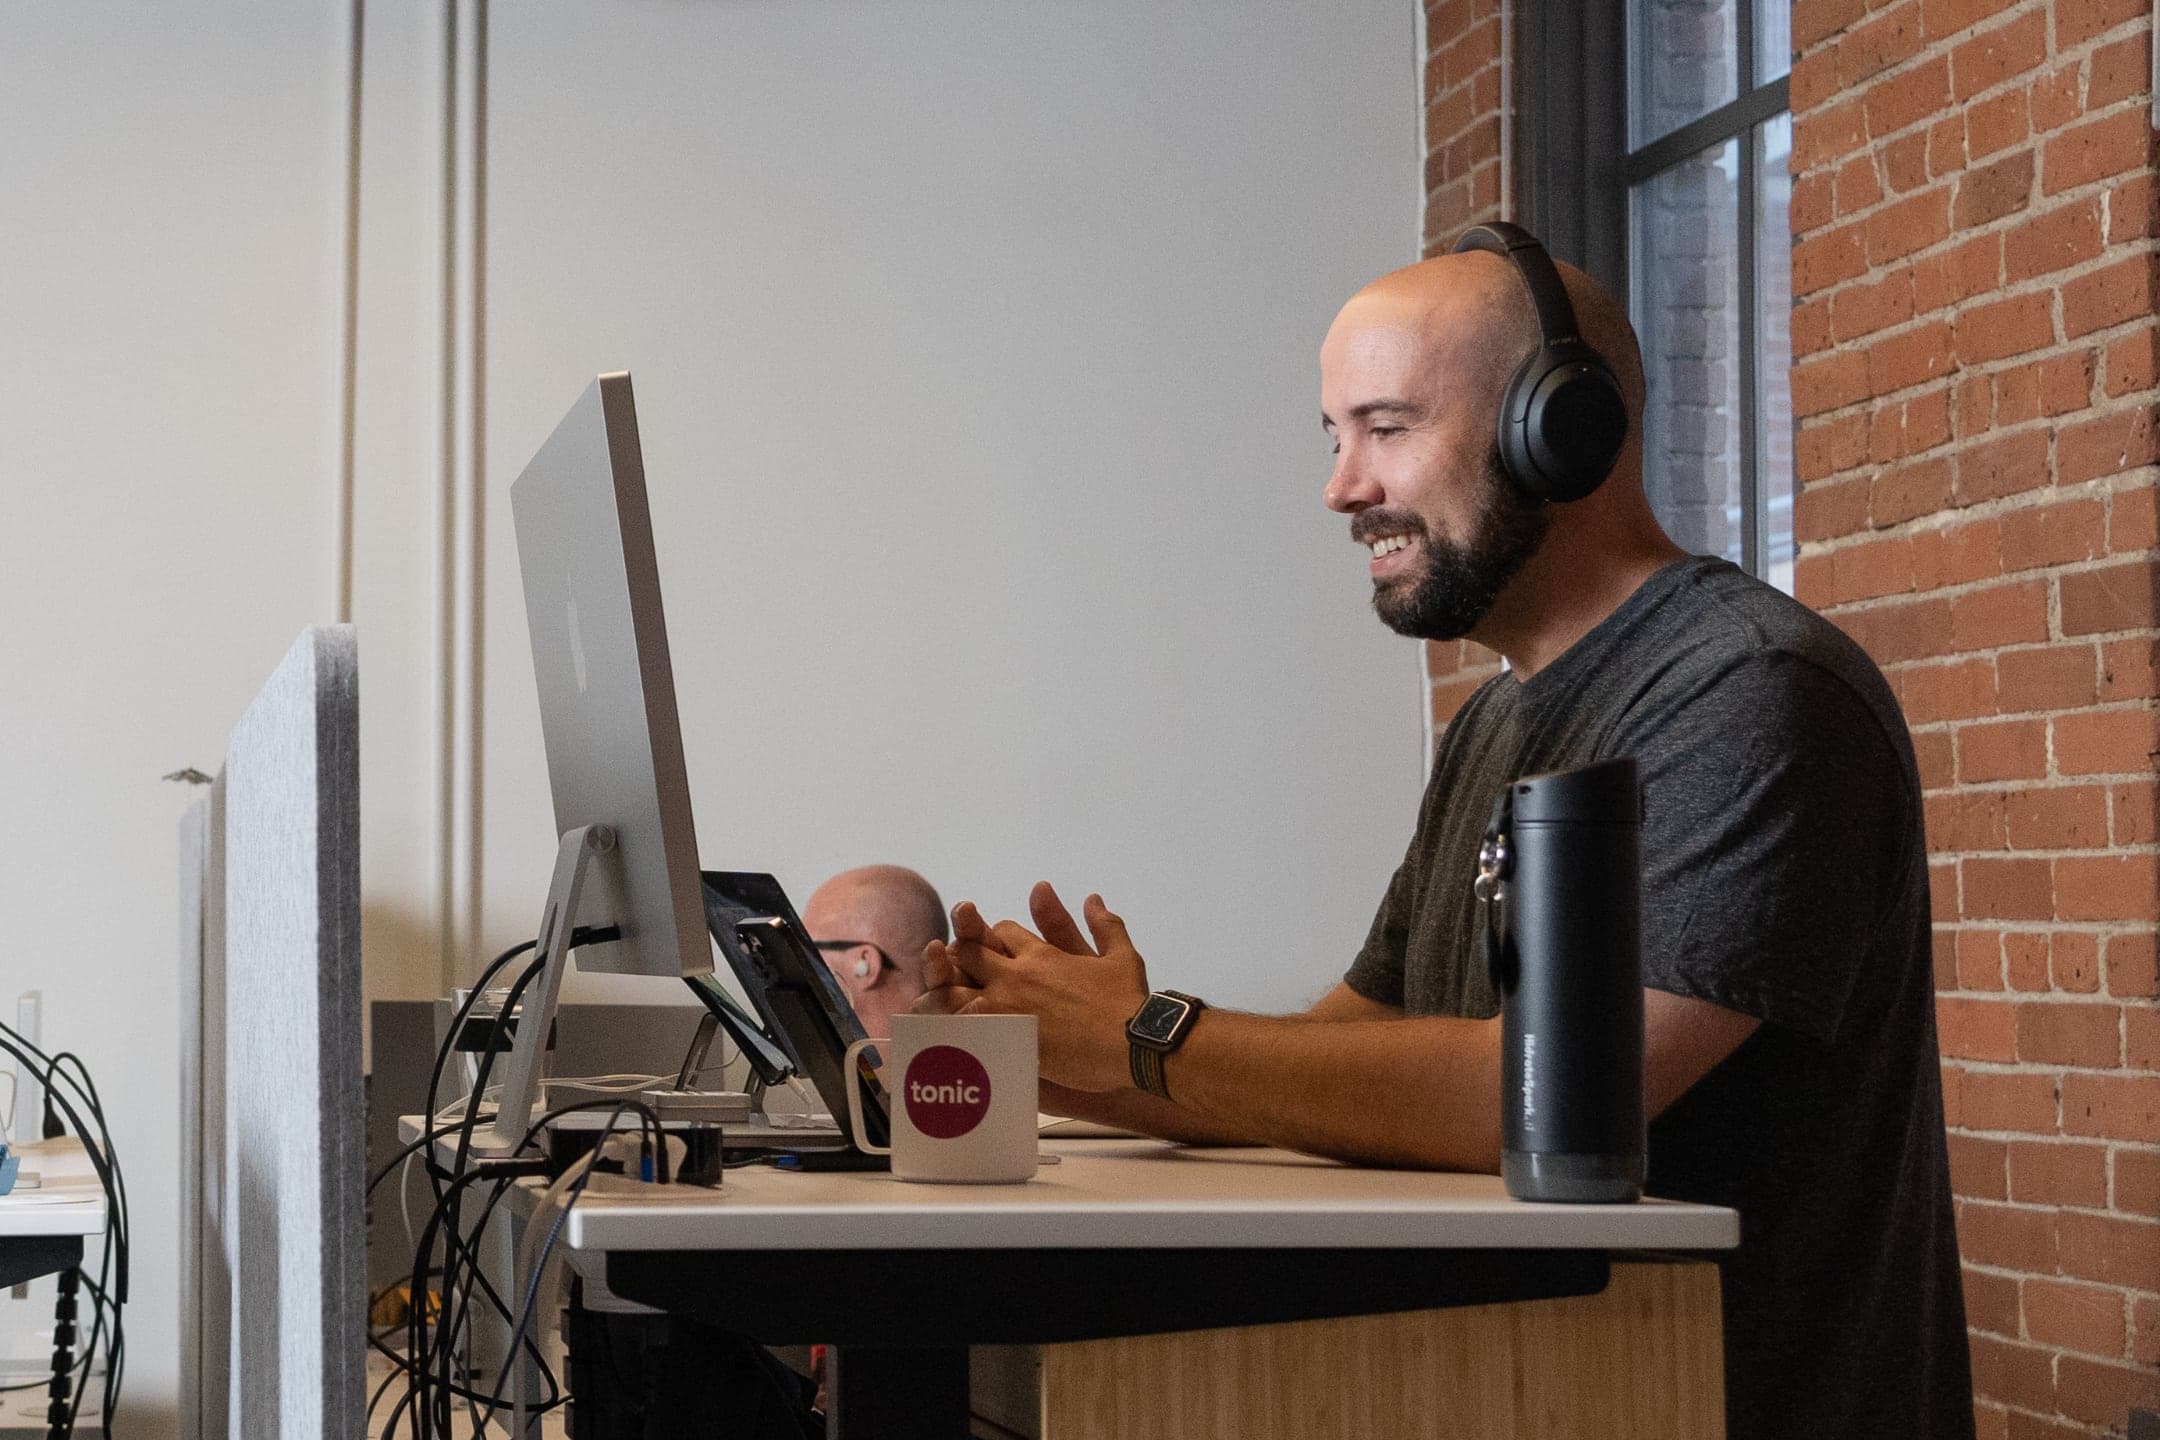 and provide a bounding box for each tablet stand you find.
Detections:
[475,824,615,1157]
